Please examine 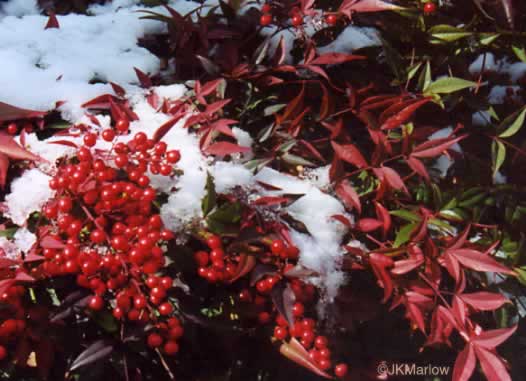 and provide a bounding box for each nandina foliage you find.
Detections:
[1,1,526,381]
